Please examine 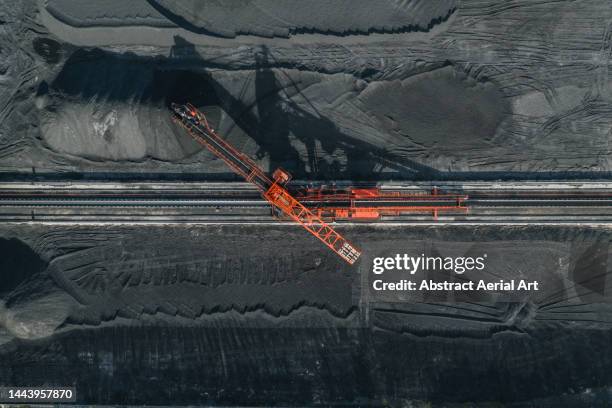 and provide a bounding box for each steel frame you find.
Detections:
[172,103,362,264]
